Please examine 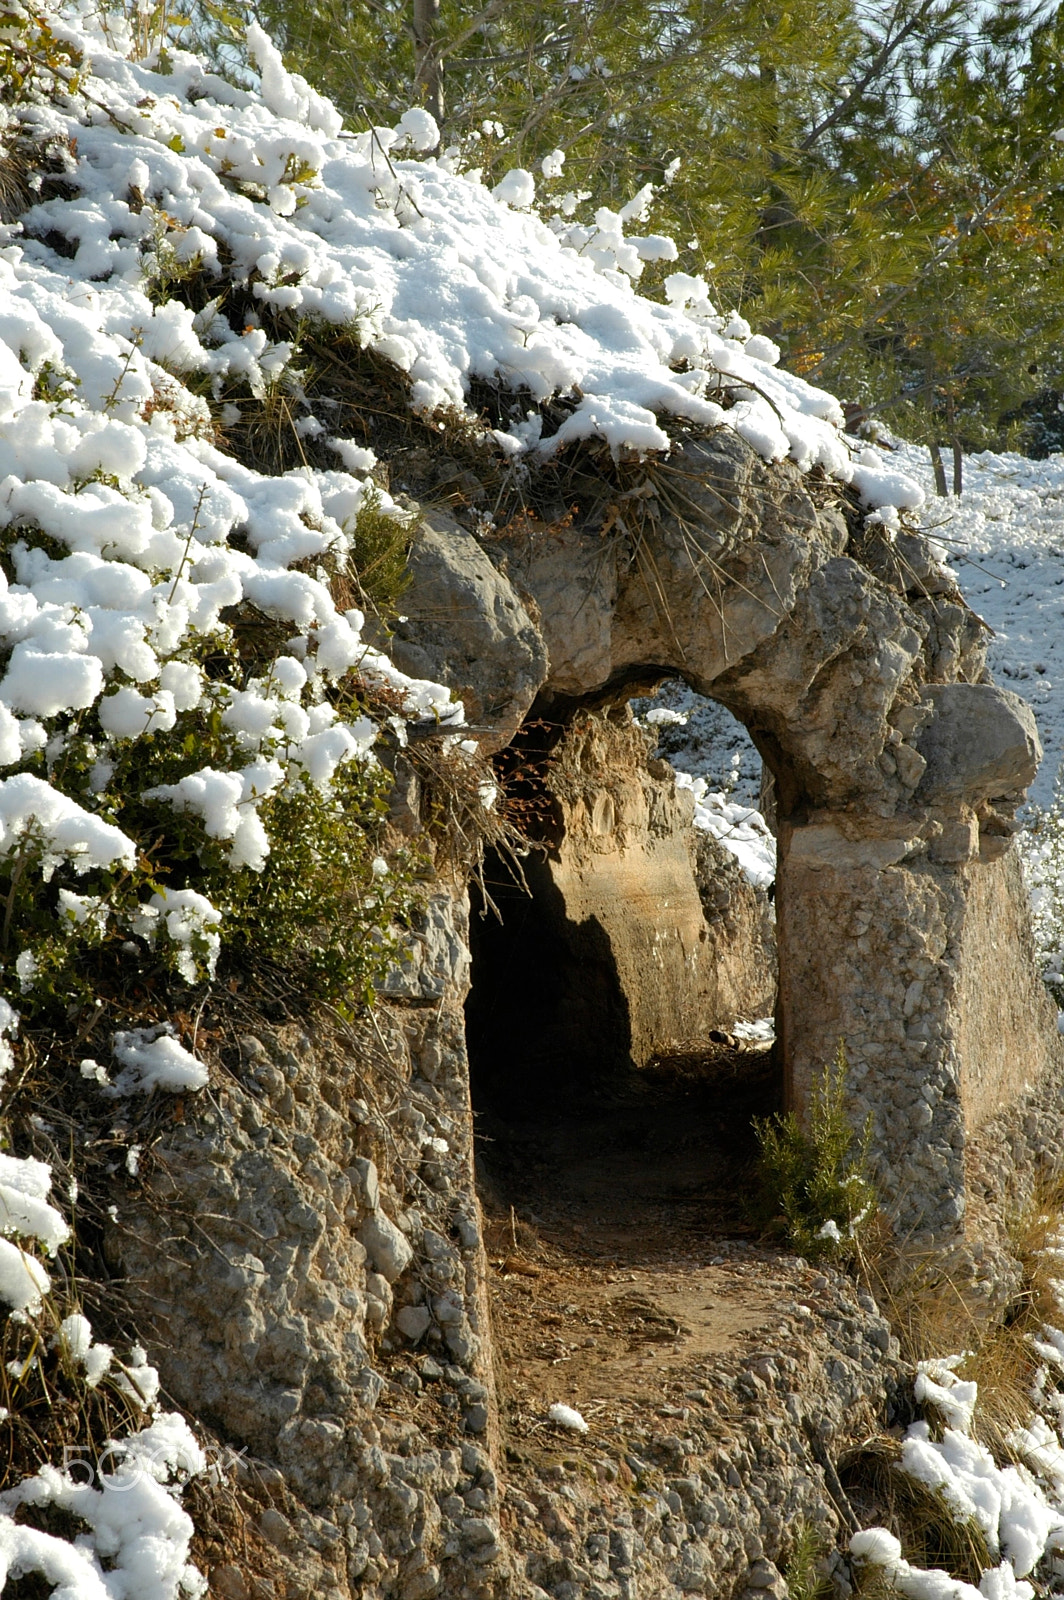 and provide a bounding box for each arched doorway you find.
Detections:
[465,697,780,1255]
